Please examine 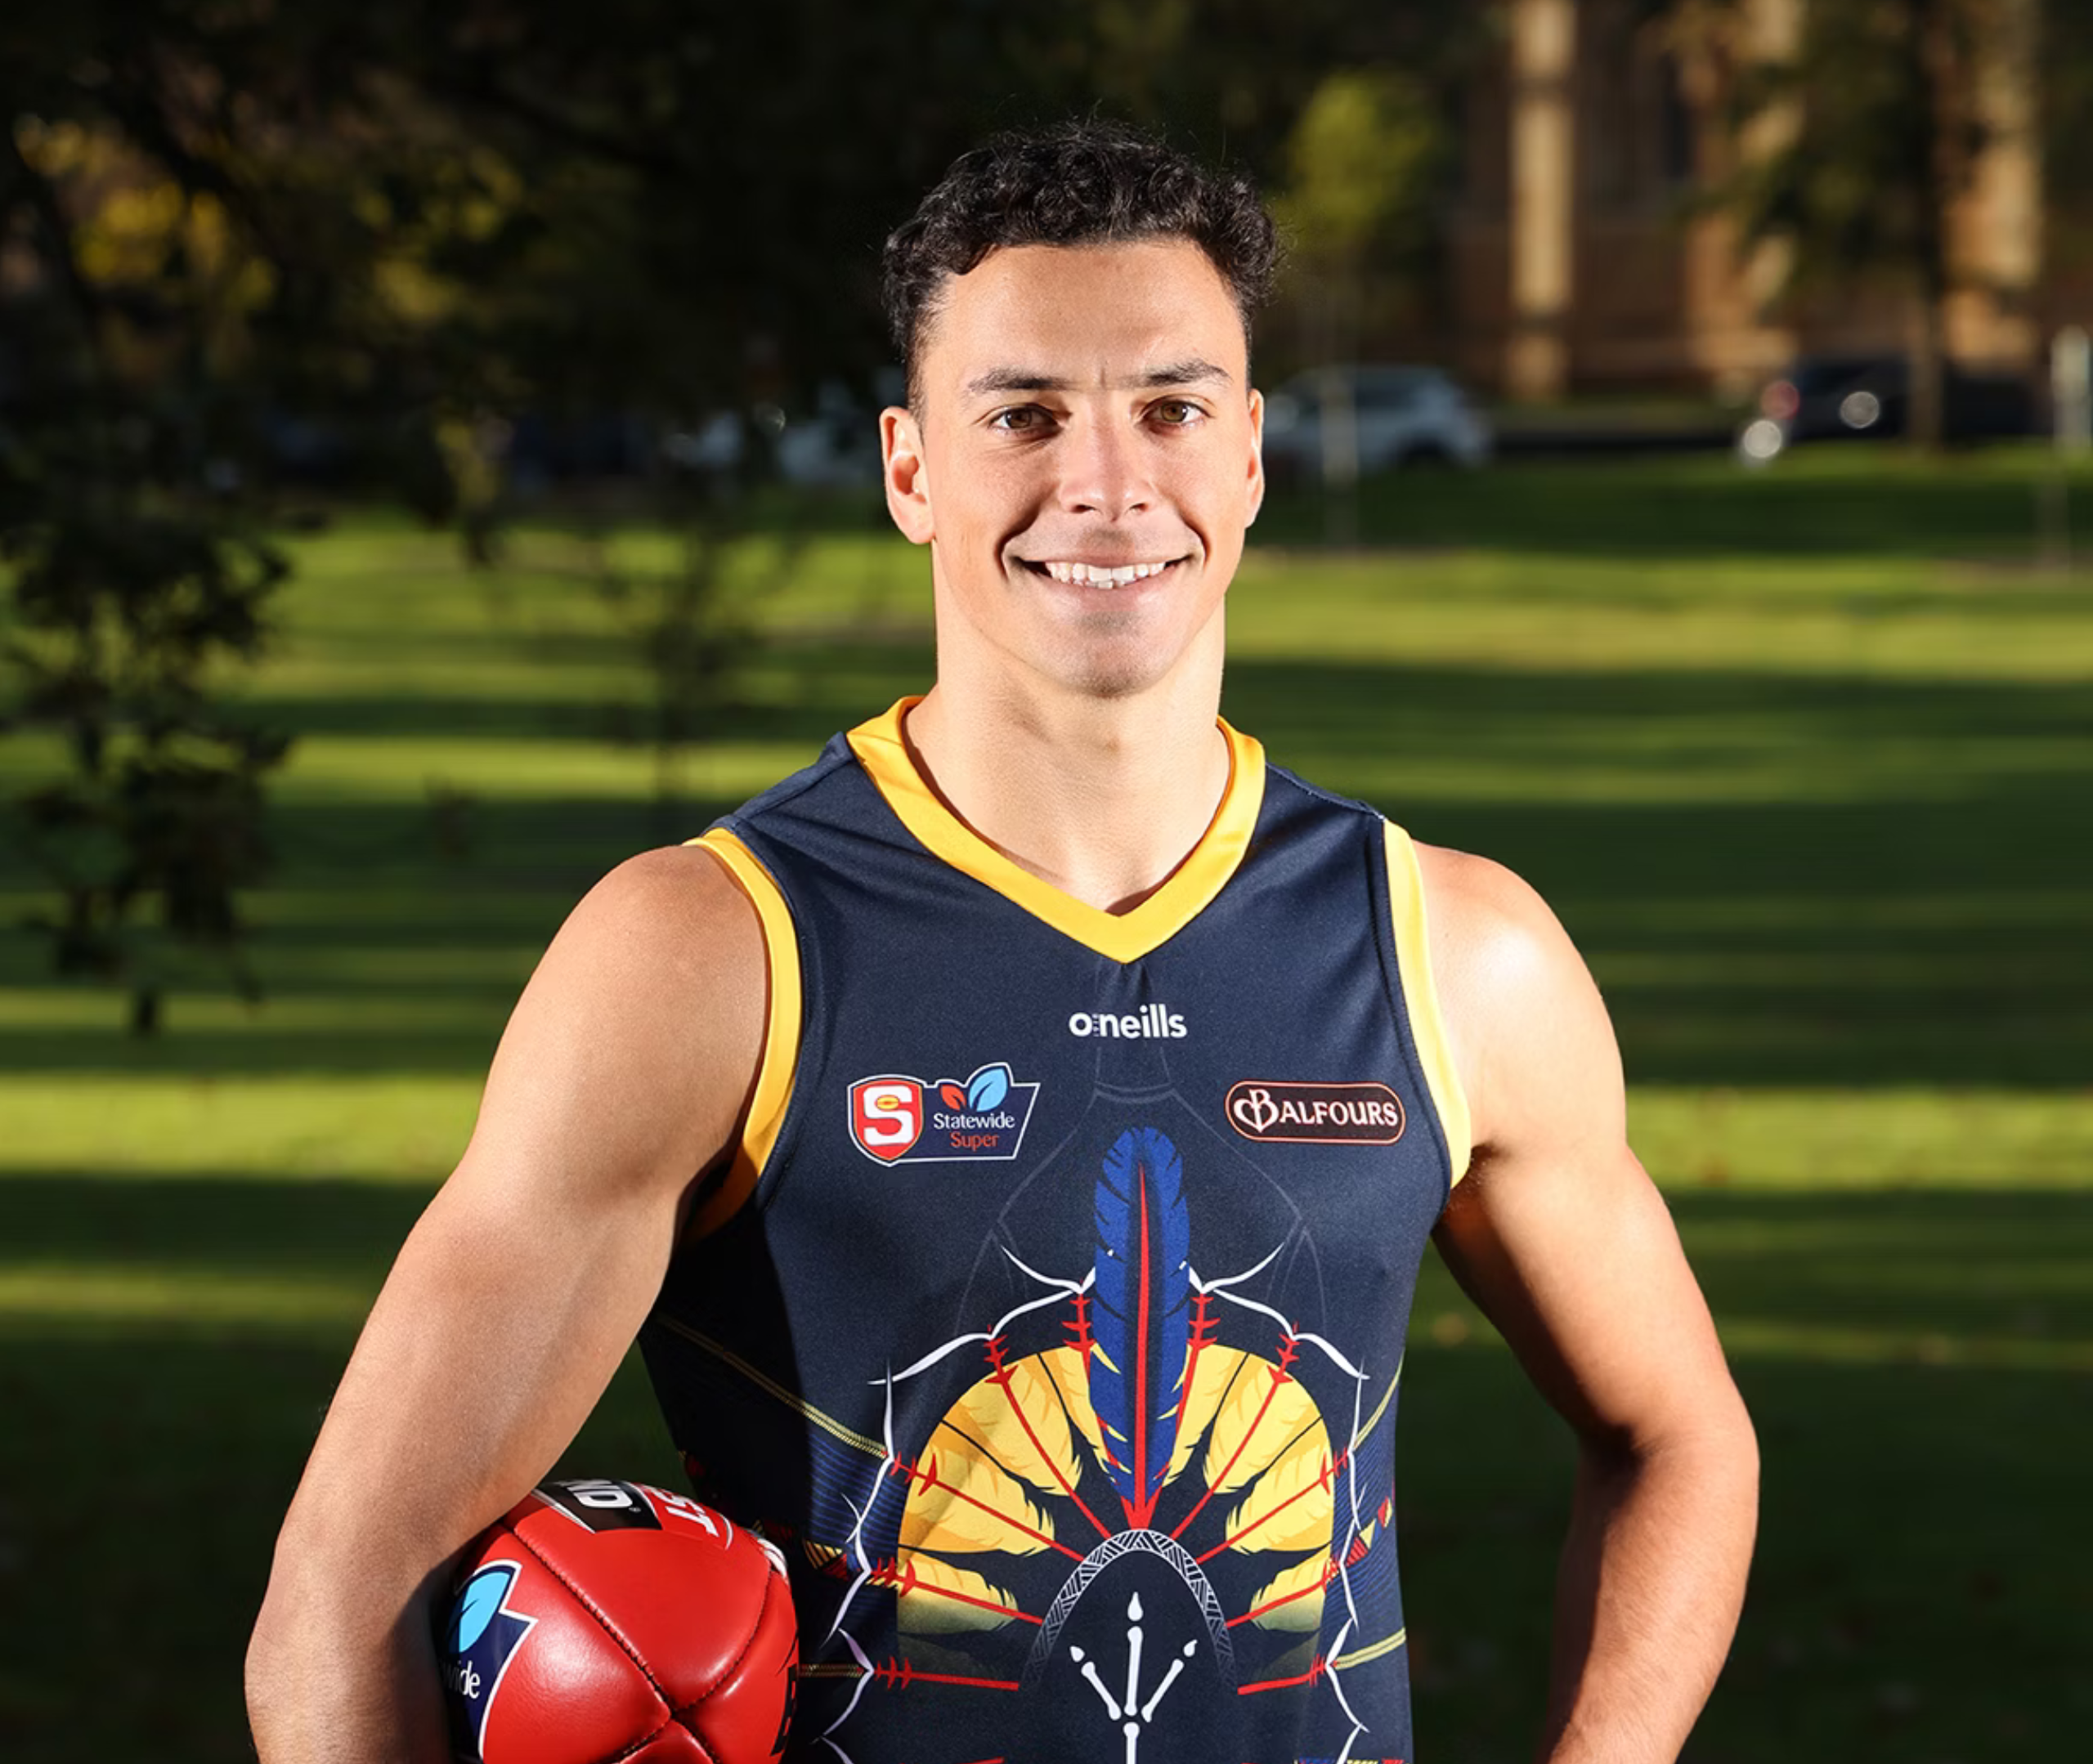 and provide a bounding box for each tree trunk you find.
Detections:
[1318,274,1362,548]
[1907,0,1953,453]
[1908,284,1948,452]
